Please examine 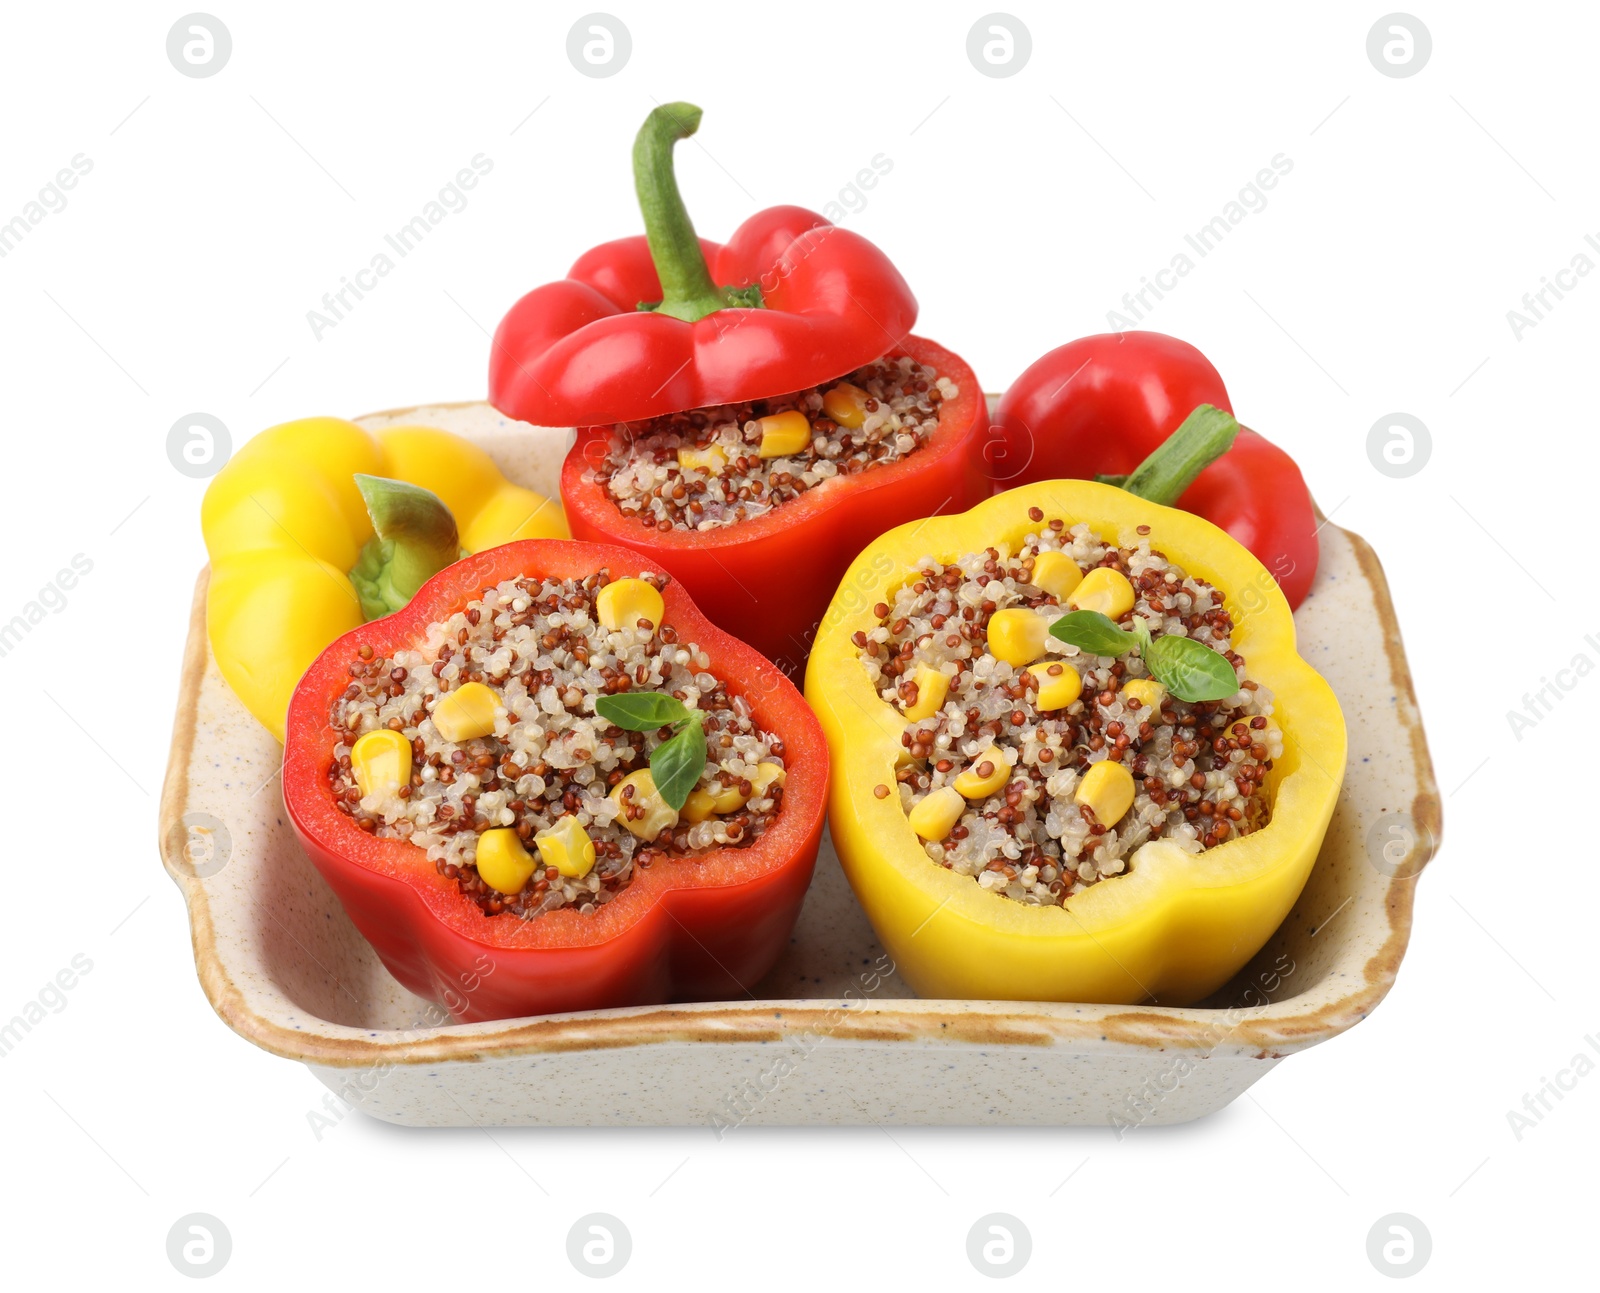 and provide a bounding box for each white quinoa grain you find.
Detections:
[872,522,1281,907]
[328,571,785,921]
[590,355,956,530]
